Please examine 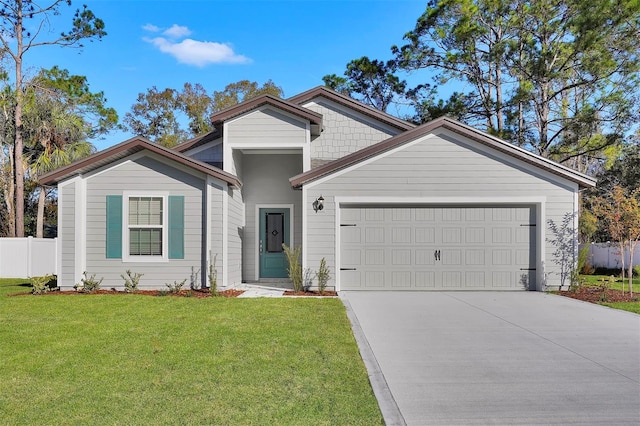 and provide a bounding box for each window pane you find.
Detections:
[129,197,162,226]
[130,228,162,256]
